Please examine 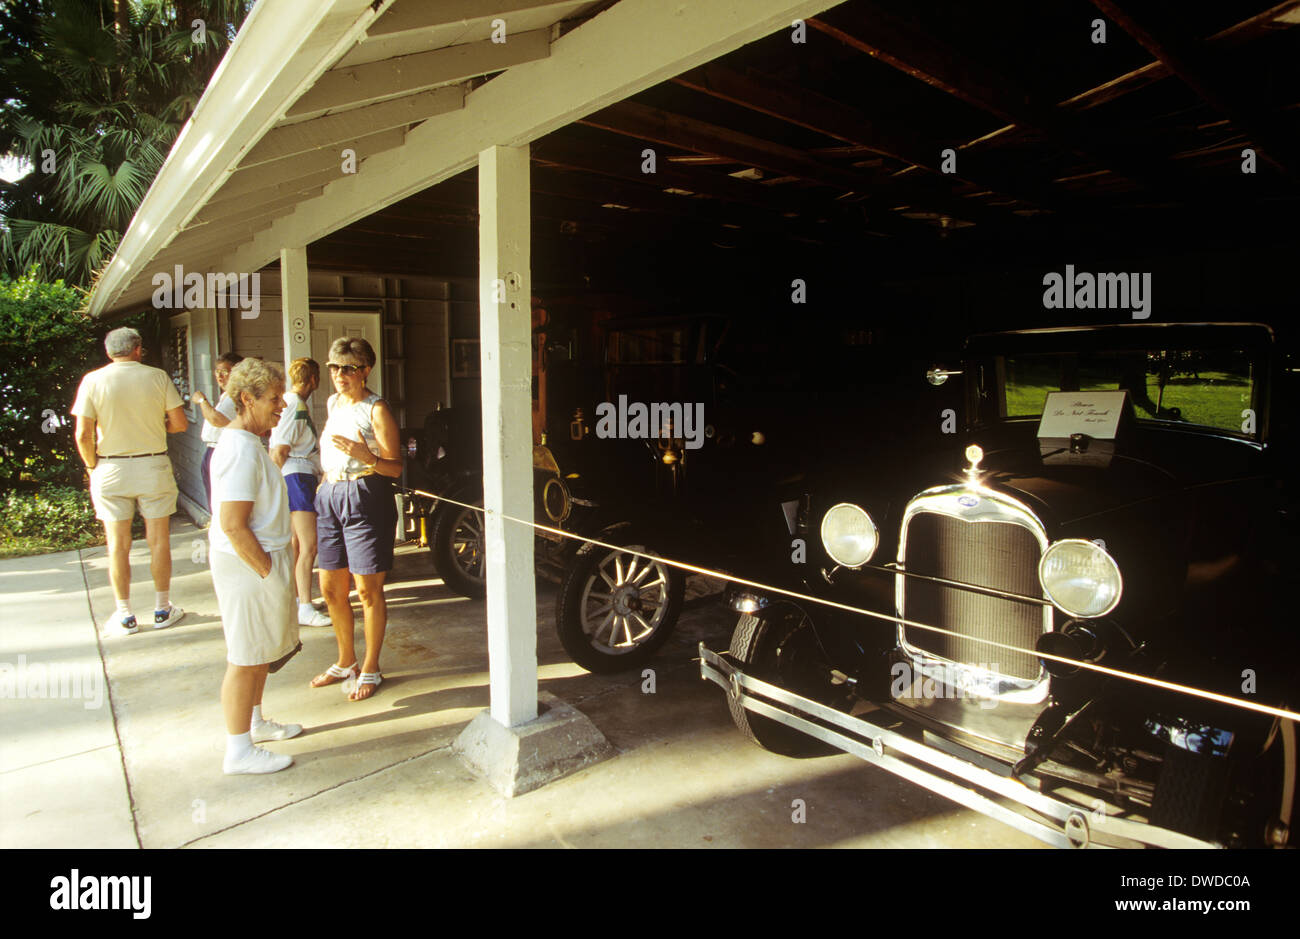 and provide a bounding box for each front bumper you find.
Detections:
[699,643,1218,849]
